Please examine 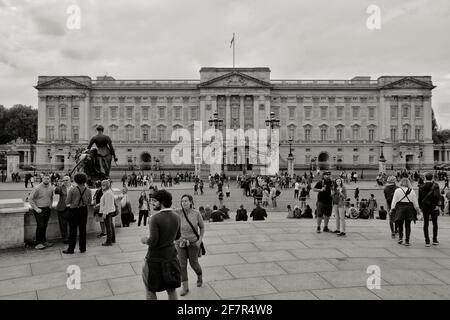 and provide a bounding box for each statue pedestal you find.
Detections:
[0,199,29,249]
[379,159,387,174]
